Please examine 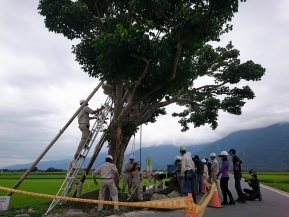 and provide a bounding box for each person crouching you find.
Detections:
[243,170,262,201]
